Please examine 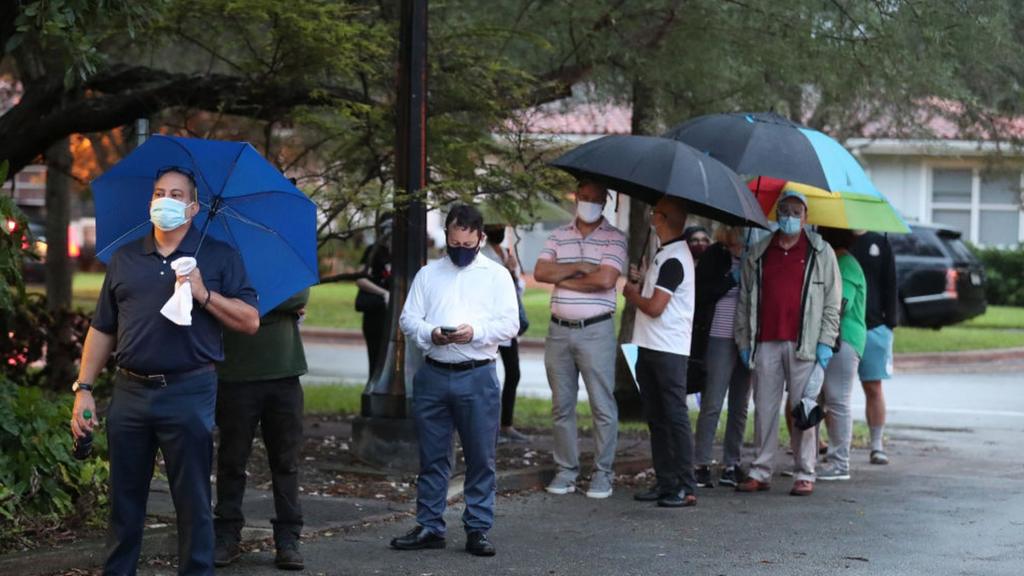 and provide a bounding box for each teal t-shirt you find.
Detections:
[837,253,867,356]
